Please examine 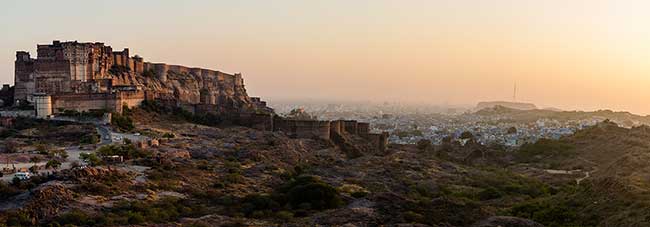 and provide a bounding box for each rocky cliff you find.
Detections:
[109,63,259,113]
